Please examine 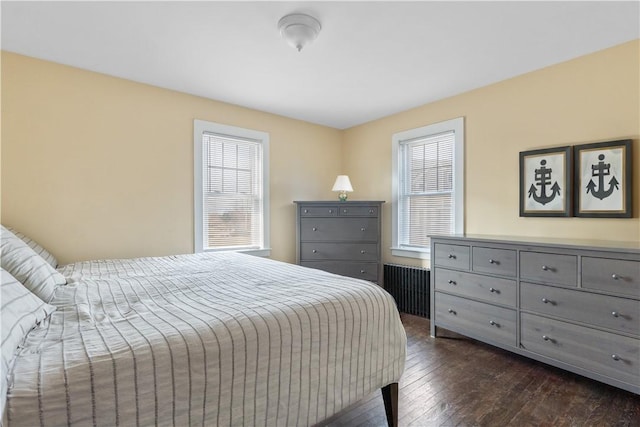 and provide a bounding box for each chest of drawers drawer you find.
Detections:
[435,268,516,307]
[521,282,639,337]
[472,247,517,277]
[301,261,378,282]
[520,251,577,287]
[521,313,640,387]
[434,243,470,270]
[299,206,338,217]
[300,242,378,261]
[582,257,640,298]
[435,292,517,348]
[300,218,379,242]
[337,206,379,216]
